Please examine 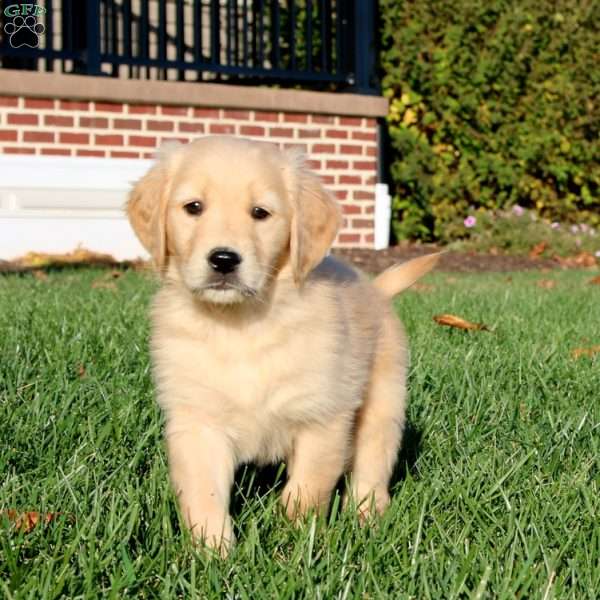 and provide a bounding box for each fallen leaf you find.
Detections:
[536,279,556,289]
[433,314,489,331]
[555,252,597,268]
[505,276,513,283]
[410,282,436,293]
[445,277,458,284]
[529,241,548,259]
[110,270,123,279]
[588,276,600,285]
[91,281,117,291]
[1,510,61,533]
[32,270,48,281]
[571,346,600,359]
[77,364,86,378]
